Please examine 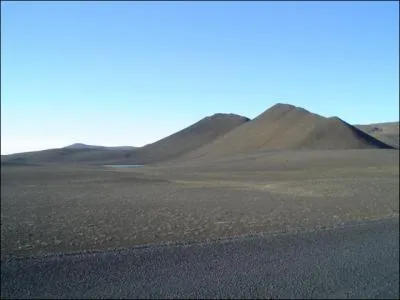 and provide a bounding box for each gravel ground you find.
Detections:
[1,217,398,299]
[1,150,398,259]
